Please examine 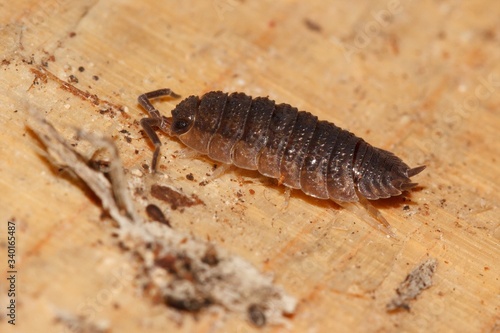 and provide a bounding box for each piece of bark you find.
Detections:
[387,258,438,311]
